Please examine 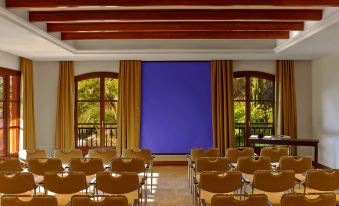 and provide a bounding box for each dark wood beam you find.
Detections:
[47,22,304,32]
[6,0,339,8]
[61,31,289,40]
[29,9,323,22]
